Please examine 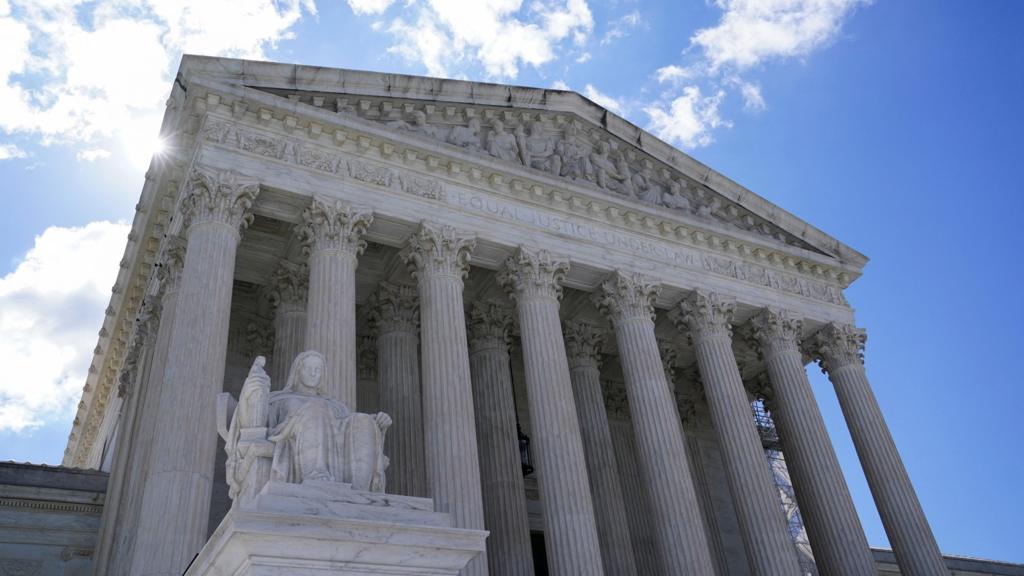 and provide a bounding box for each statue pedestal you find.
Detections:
[185,481,488,576]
